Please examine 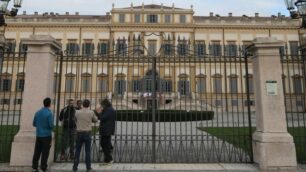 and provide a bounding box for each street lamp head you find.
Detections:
[284,0,296,10]
[284,0,300,18]
[9,7,17,16]
[0,0,10,14]
[295,0,306,16]
[13,0,22,8]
